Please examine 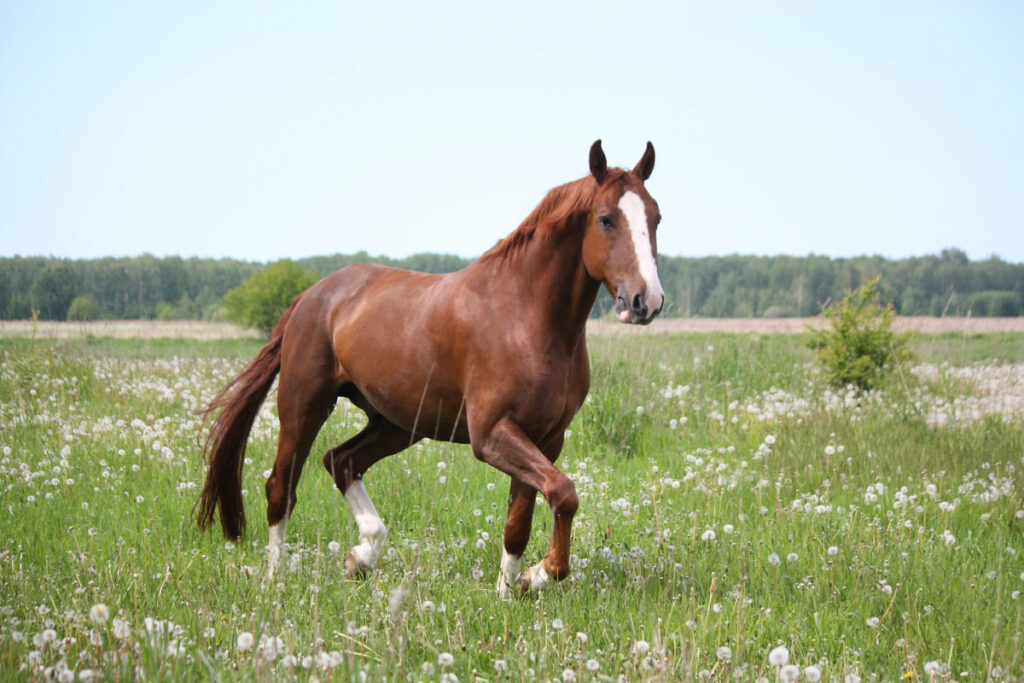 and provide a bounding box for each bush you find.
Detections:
[66,296,96,322]
[222,260,318,336]
[806,276,911,390]
[155,302,176,321]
